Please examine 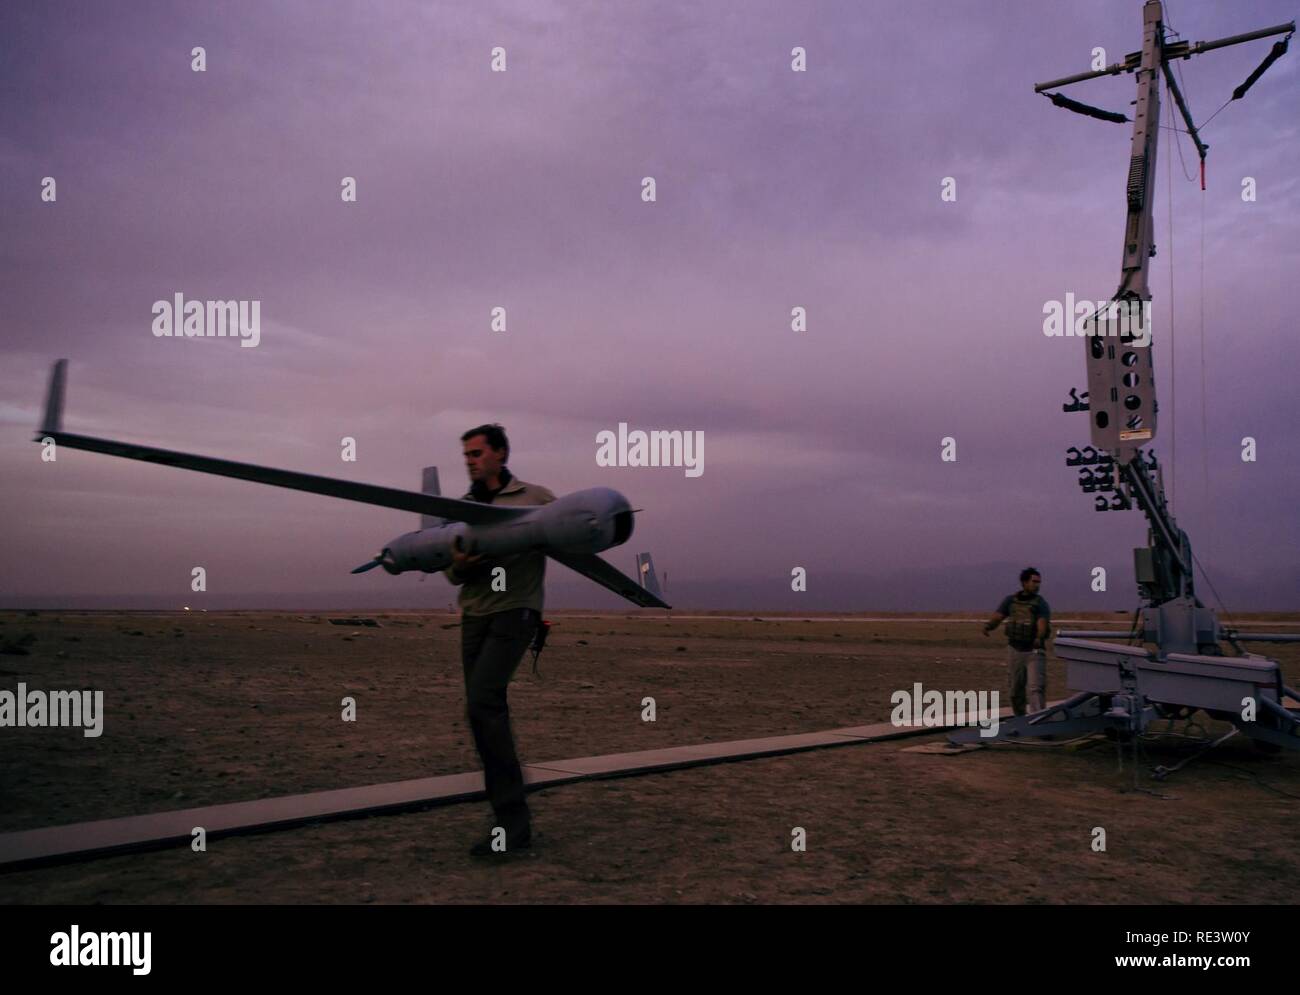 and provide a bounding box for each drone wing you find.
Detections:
[547,550,671,609]
[33,360,526,527]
